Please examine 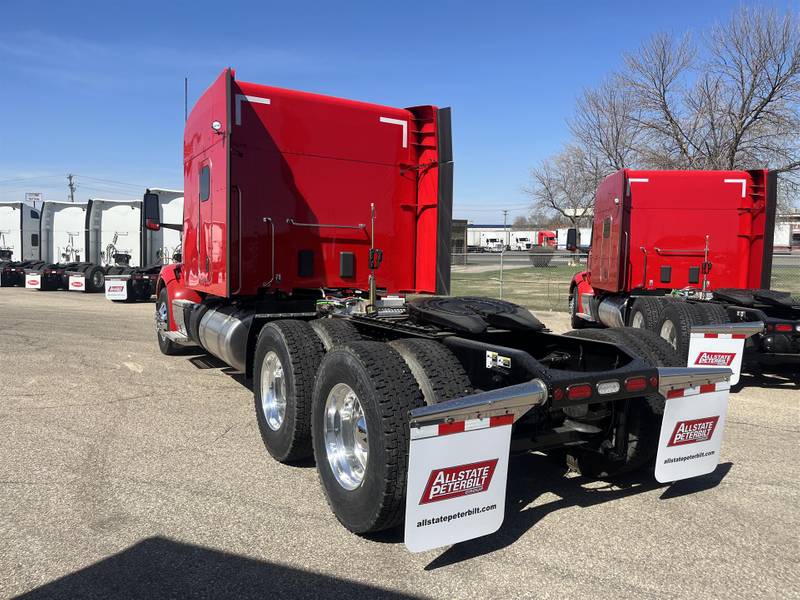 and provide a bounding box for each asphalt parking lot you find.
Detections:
[1,288,798,599]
